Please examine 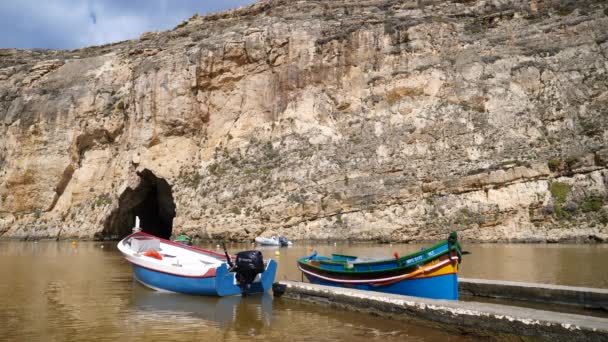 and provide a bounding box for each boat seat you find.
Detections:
[199,259,217,265]
[347,257,390,269]
[353,257,377,262]
[131,238,161,253]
